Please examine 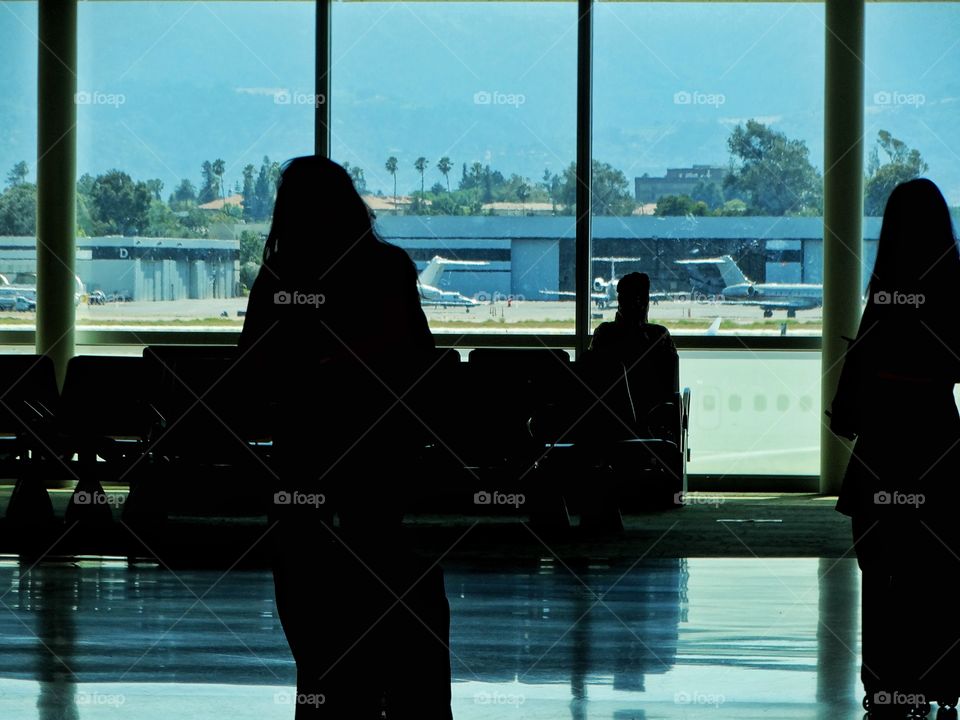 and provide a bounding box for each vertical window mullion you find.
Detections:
[575,0,593,357]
